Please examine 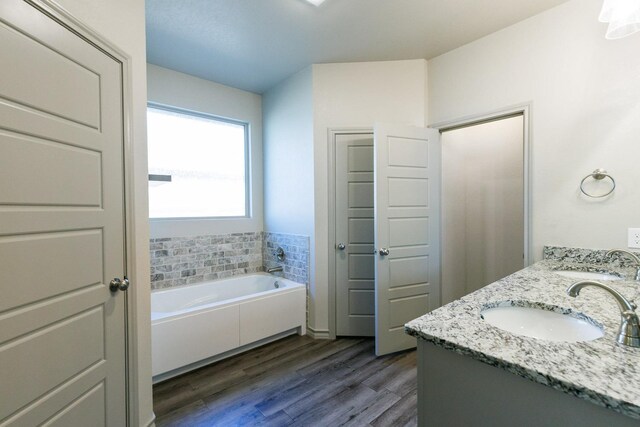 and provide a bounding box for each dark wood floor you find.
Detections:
[153,335,417,426]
